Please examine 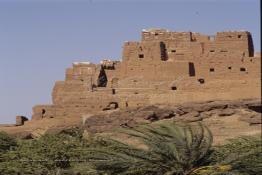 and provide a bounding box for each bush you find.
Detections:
[0,131,17,153]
